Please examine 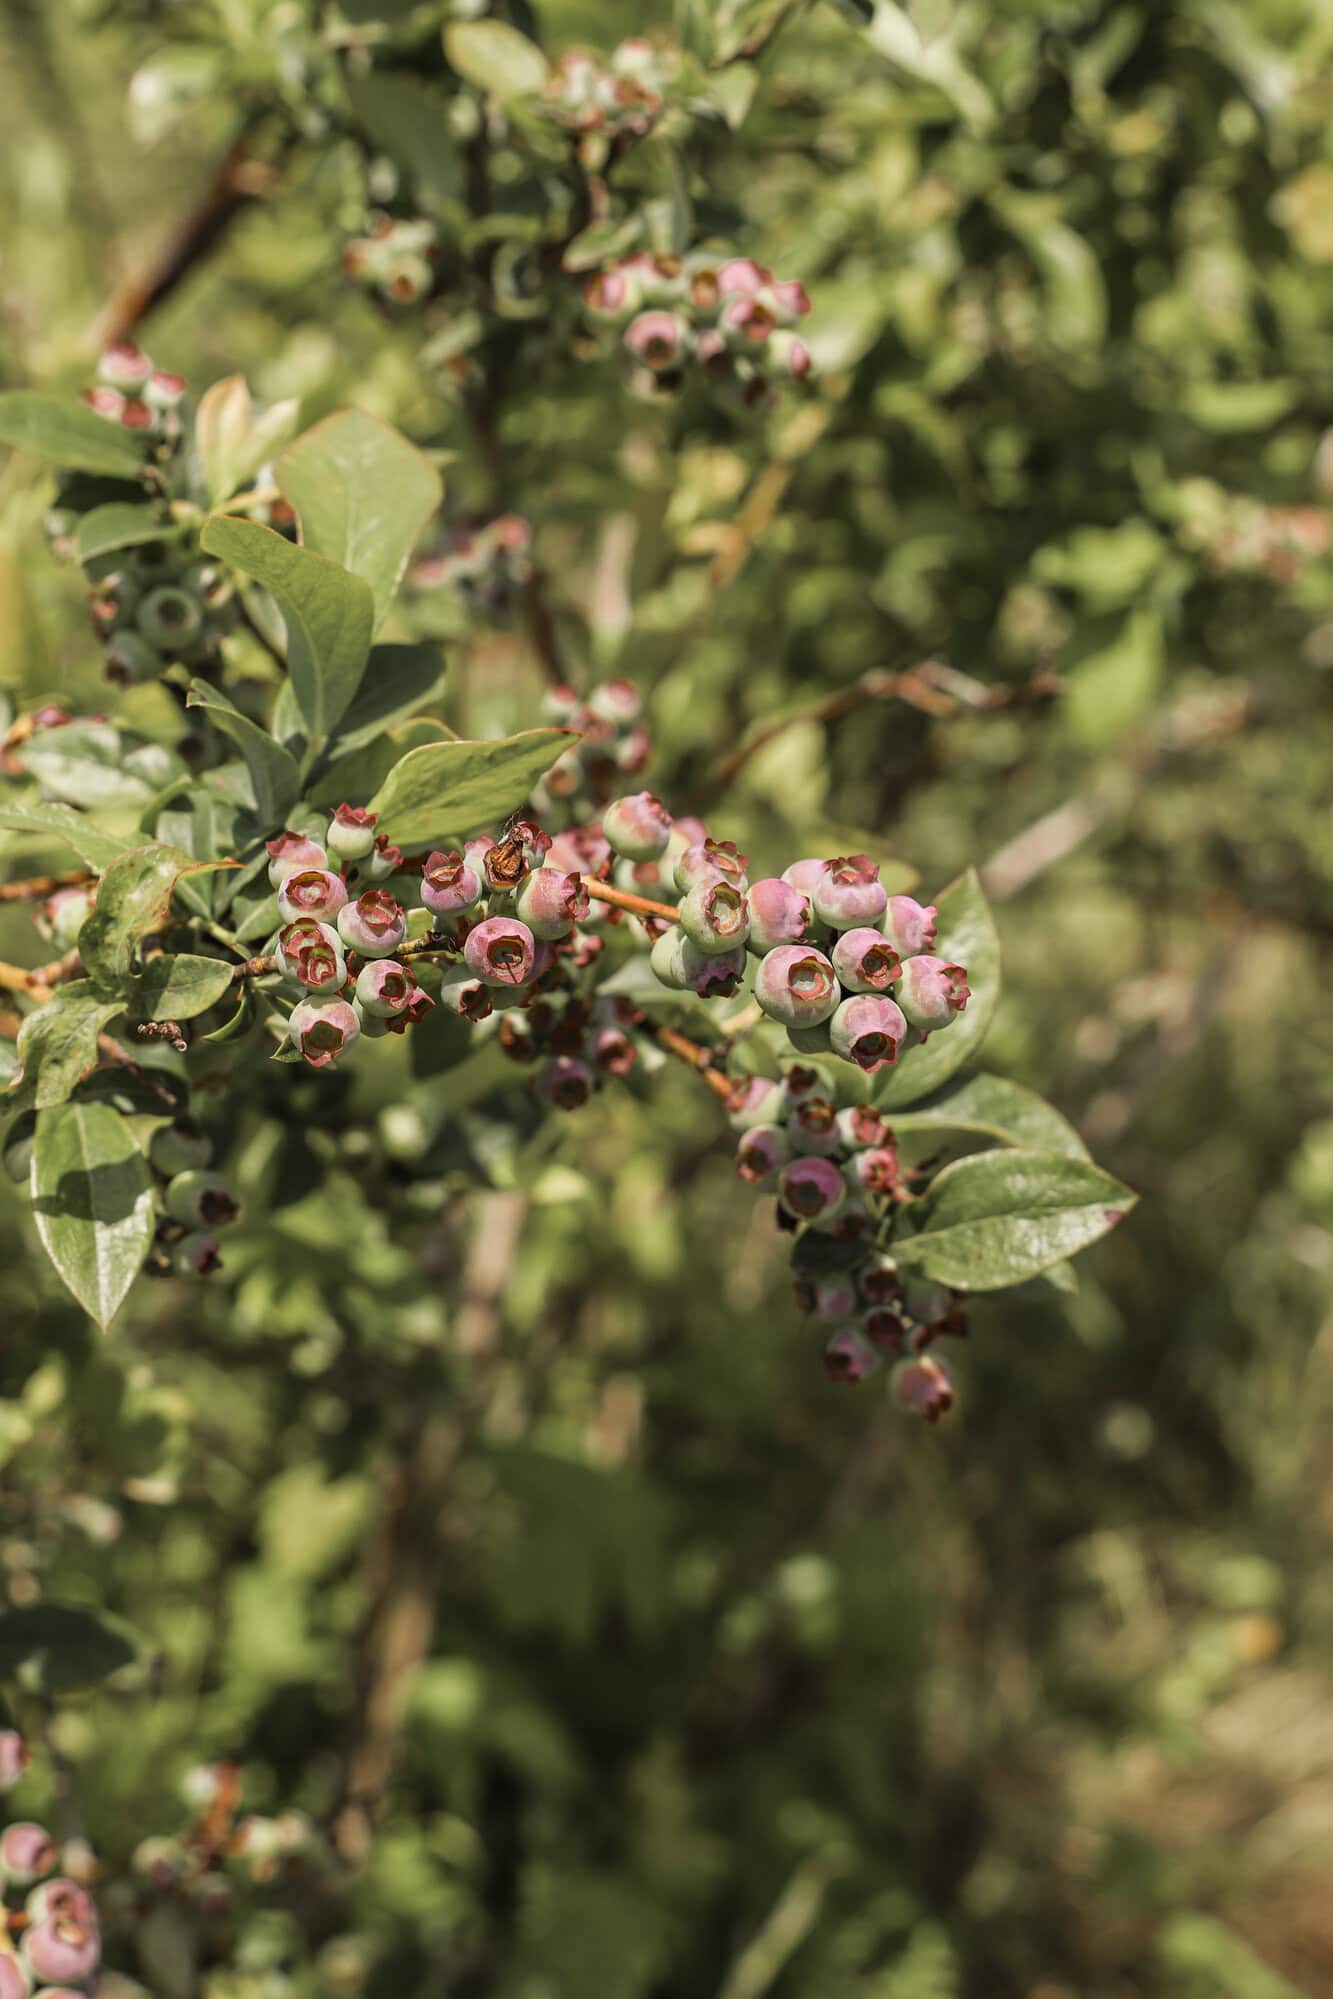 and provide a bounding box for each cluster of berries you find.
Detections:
[45,348,240,683]
[0,1733,101,1996]
[728,1076,962,1413]
[533,679,651,817]
[583,253,813,403]
[342,212,440,307]
[543,37,677,159]
[410,513,533,614]
[146,1122,241,1283]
